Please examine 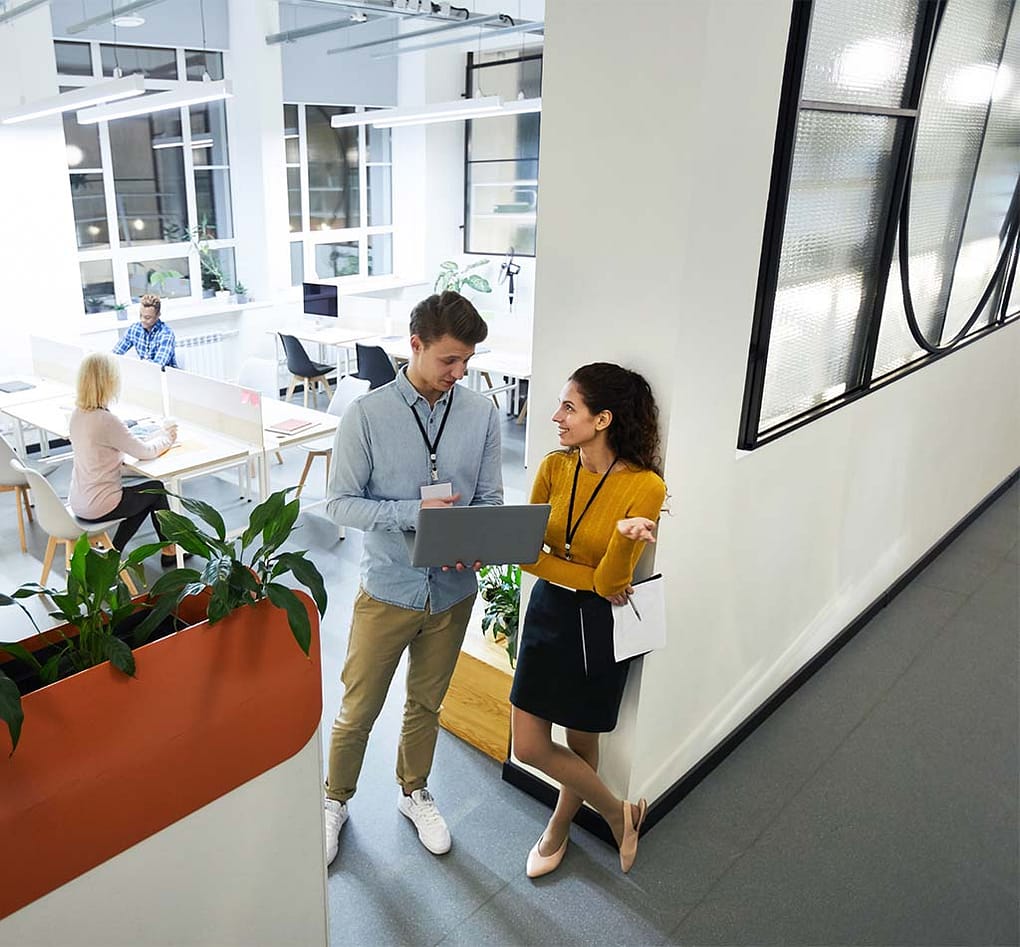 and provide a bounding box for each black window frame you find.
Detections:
[739,0,1020,450]
[462,48,543,258]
